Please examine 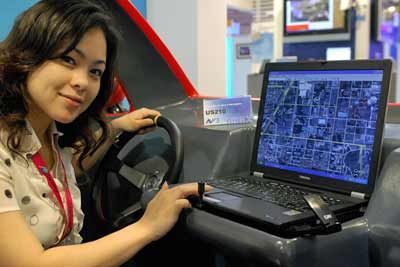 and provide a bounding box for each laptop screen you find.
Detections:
[256,69,384,185]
